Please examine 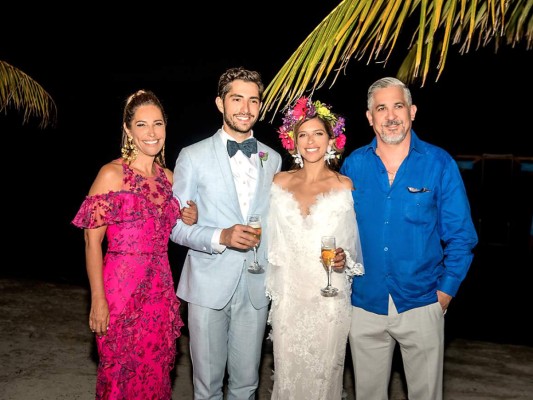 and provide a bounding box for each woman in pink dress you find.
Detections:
[72,90,196,399]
